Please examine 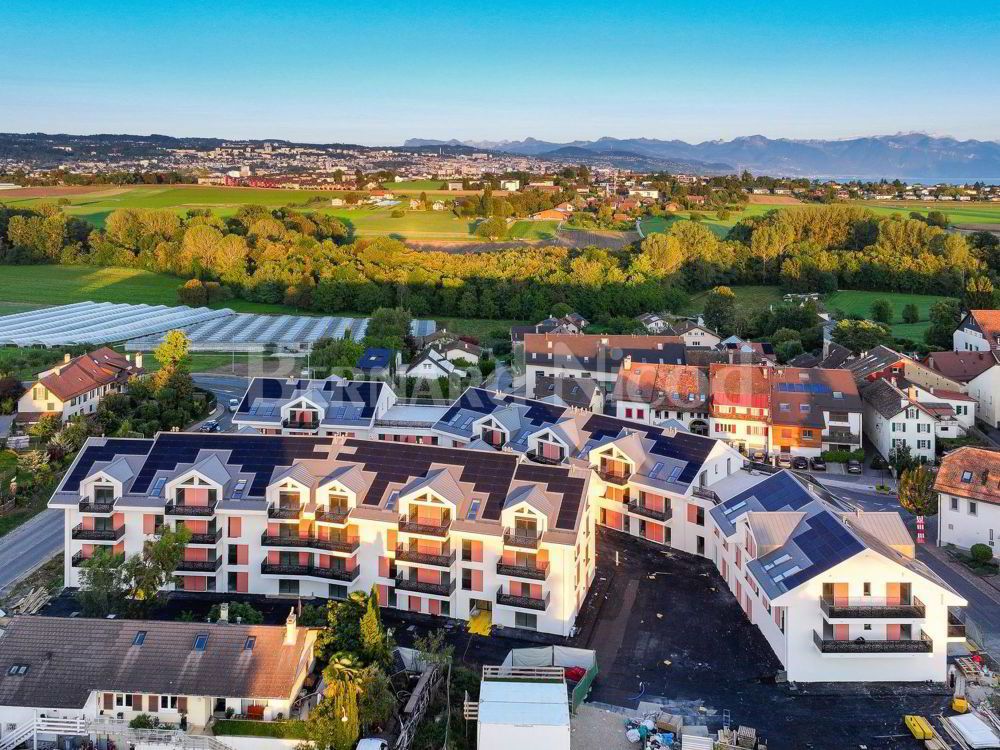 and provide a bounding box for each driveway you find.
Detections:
[571,529,951,749]
[0,508,63,595]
